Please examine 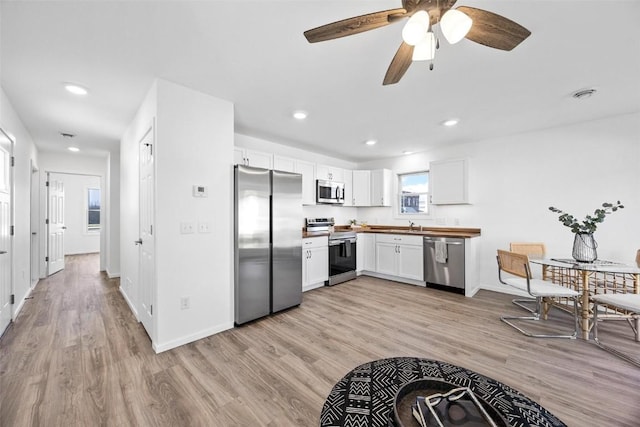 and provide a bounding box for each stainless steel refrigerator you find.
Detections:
[234,165,303,325]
